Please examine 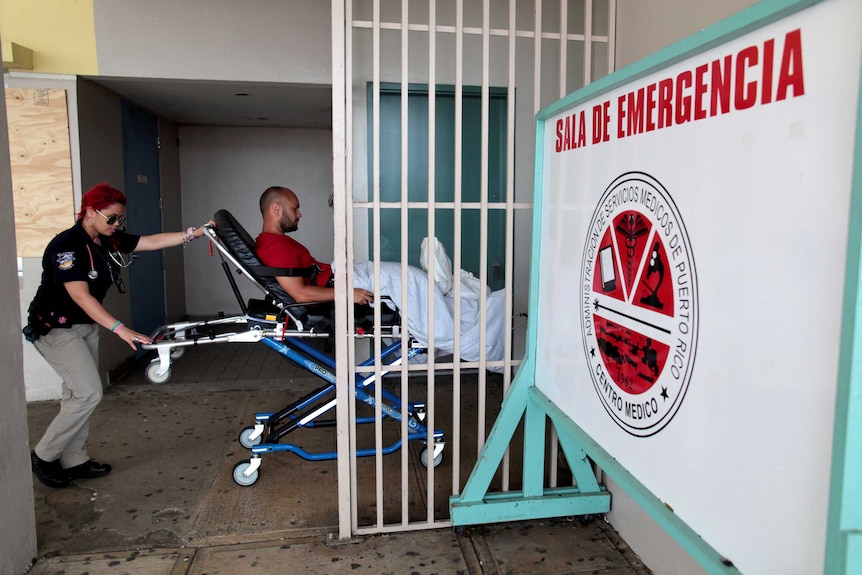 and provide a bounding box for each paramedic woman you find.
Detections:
[26,183,212,489]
